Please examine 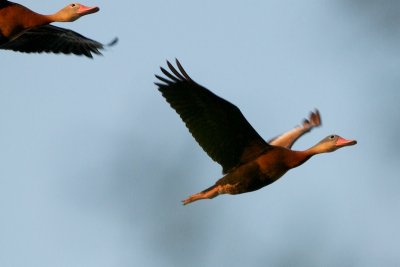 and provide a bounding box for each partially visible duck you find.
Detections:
[155,60,357,205]
[0,1,117,57]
